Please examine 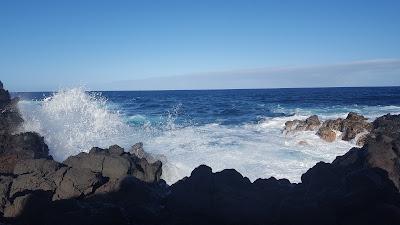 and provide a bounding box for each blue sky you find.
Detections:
[1,0,400,91]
